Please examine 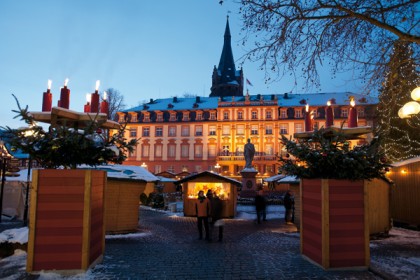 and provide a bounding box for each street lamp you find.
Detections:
[399,87,420,119]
